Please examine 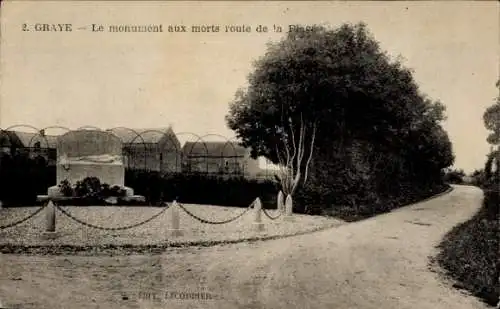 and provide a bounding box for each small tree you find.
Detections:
[274,115,317,196]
